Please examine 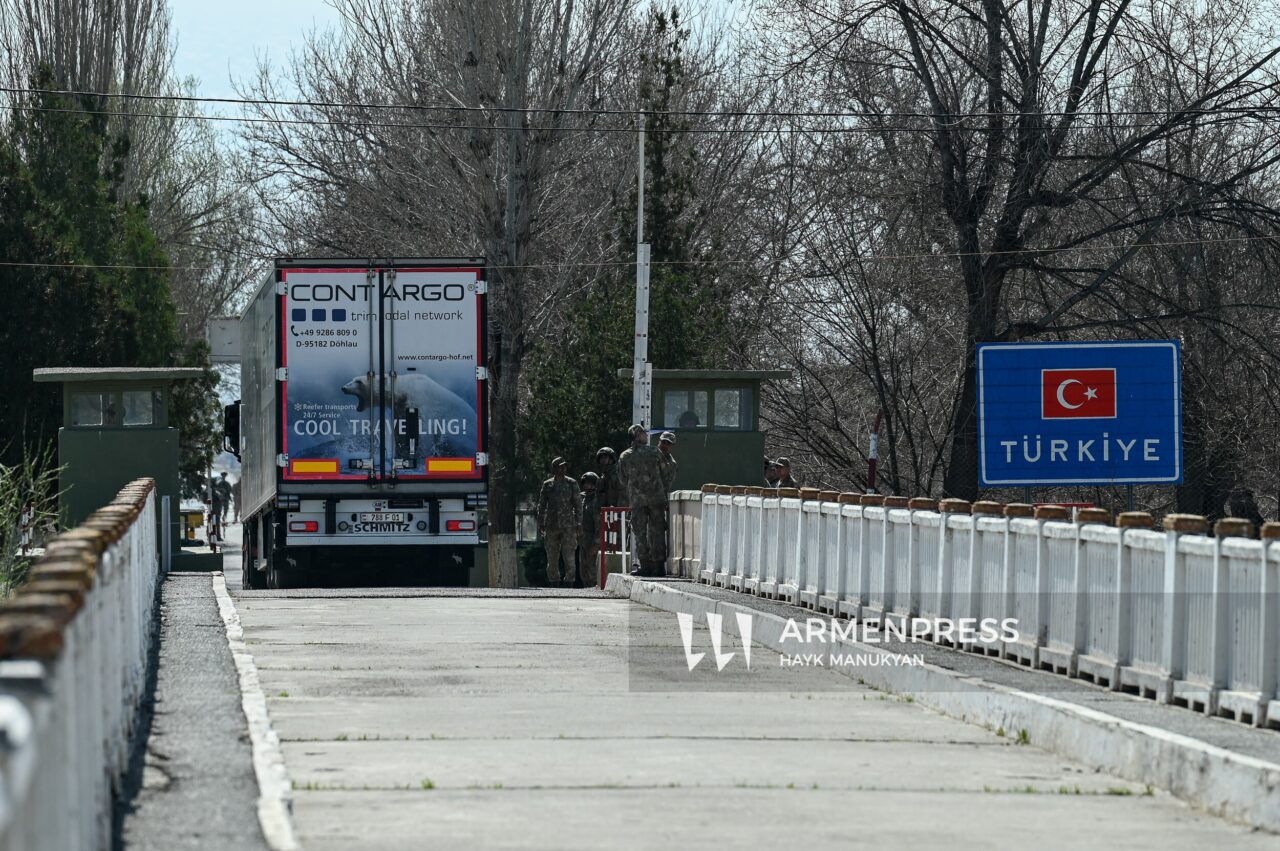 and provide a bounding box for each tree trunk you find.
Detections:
[487,305,523,588]
[942,347,982,501]
[1175,386,1231,520]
